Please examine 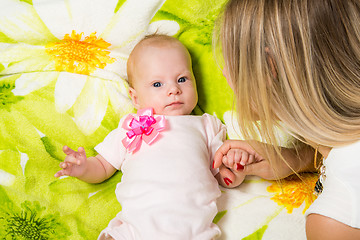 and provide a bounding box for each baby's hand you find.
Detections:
[54,146,88,178]
[222,149,255,171]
